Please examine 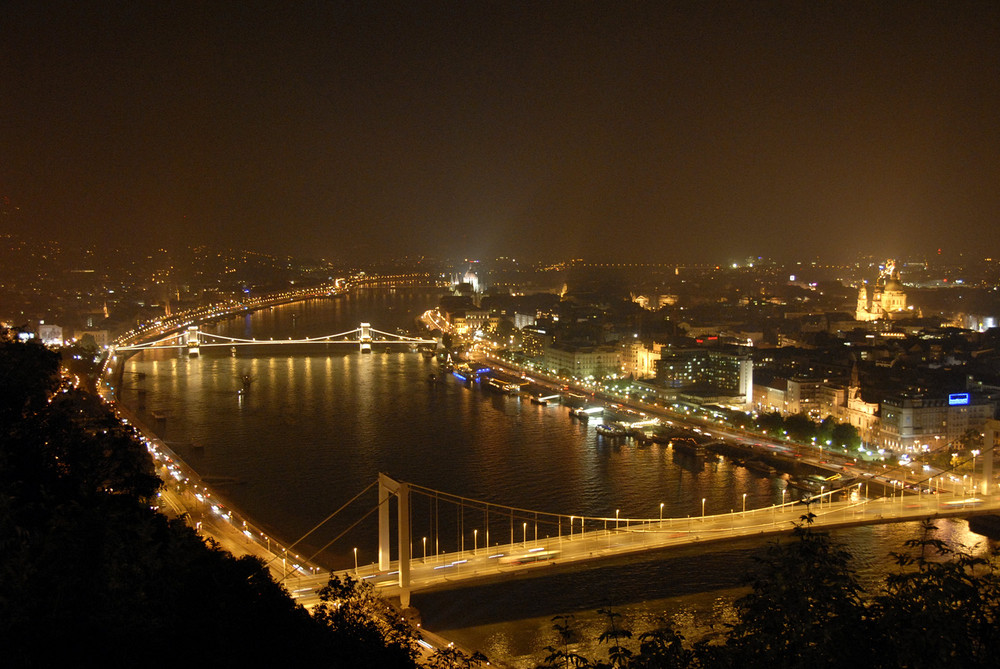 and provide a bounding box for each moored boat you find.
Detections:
[595,423,628,437]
